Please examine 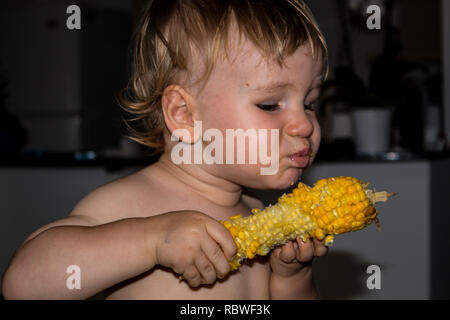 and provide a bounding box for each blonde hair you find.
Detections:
[119,0,328,155]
